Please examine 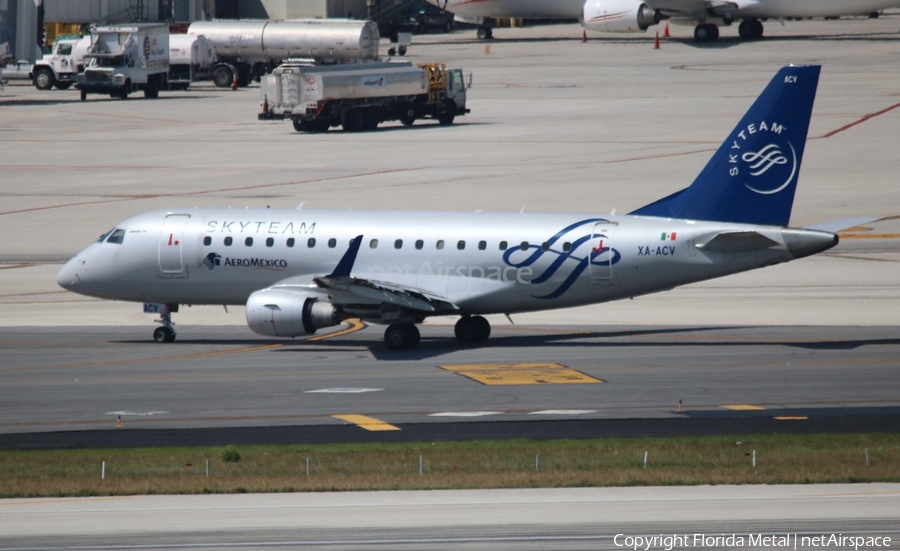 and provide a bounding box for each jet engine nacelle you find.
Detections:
[582,0,659,33]
[245,288,340,337]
